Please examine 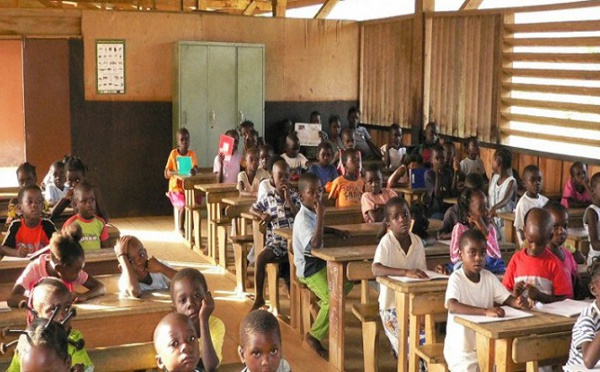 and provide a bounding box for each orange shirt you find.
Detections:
[165,149,199,193]
[328,176,365,207]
